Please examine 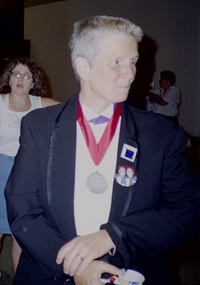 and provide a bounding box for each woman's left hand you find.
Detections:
[56,230,115,276]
